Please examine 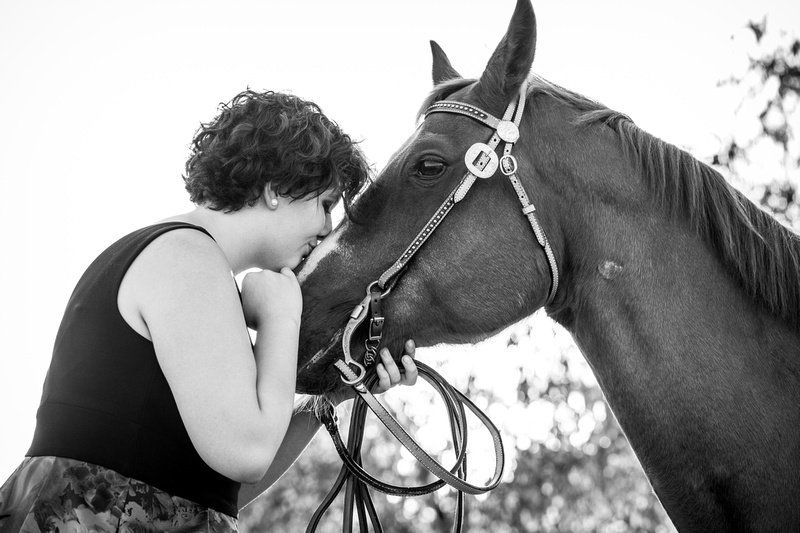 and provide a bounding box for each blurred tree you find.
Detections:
[239,324,674,533]
[712,18,799,228]
[239,18,798,533]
